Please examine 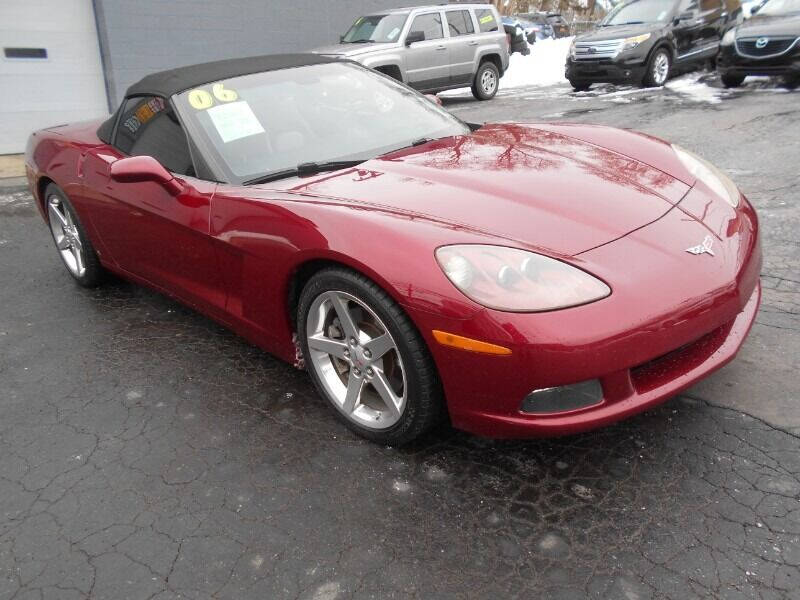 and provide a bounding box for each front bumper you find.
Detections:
[717,43,800,77]
[566,57,647,84]
[409,190,762,439]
